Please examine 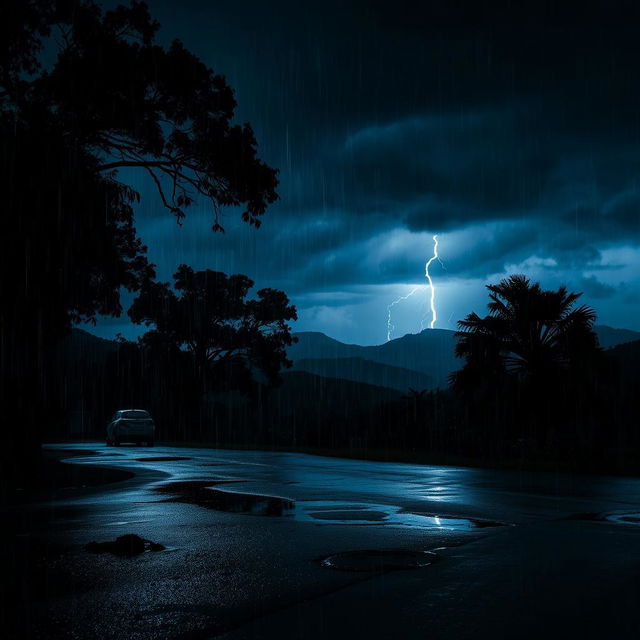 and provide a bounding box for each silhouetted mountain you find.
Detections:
[55,330,406,439]
[292,357,433,392]
[287,331,355,360]
[290,329,459,388]
[63,328,117,366]
[274,370,402,413]
[54,329,640,473]
[594,326,640,349]
[58,326,639,437]
[66,325,637,375]
[289,325,640,390]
